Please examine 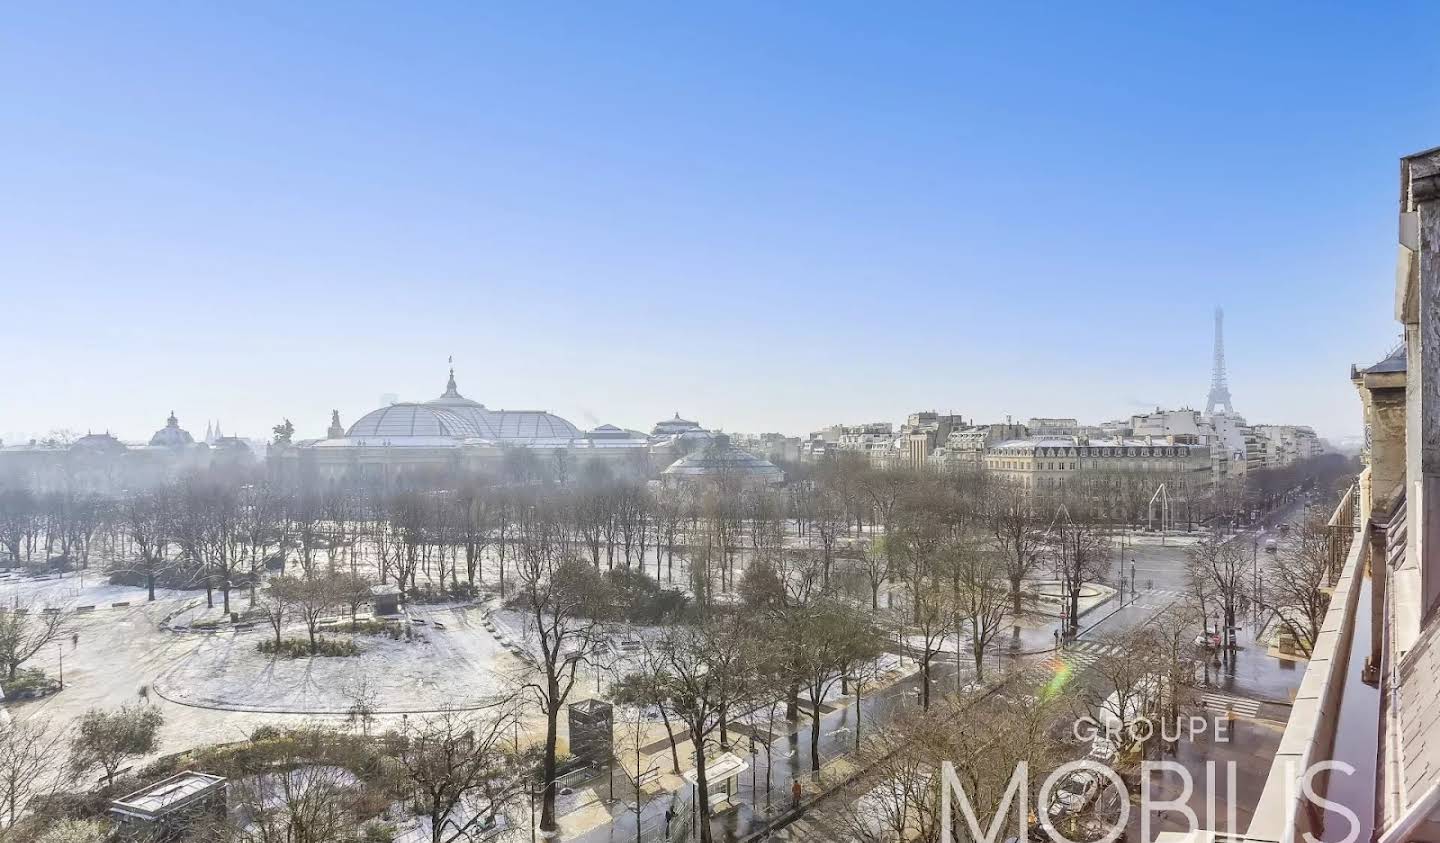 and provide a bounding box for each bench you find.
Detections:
[111,602,130,609]
[411,618,427,625]
[41,608,61,615]
[74,606,96,614]
[432,621,447,630]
